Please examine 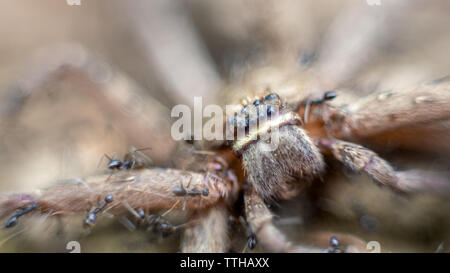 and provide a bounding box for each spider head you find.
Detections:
[227,92,325,201]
